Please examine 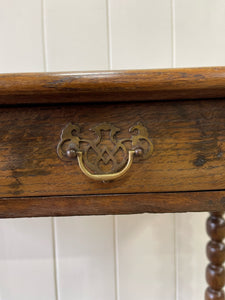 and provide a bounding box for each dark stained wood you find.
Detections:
[2,67,225,297]
[2,67,225,299]
[1,67,225,105]
[206,212,225,300]
[1,100,225,197]
[1,191,225,218]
